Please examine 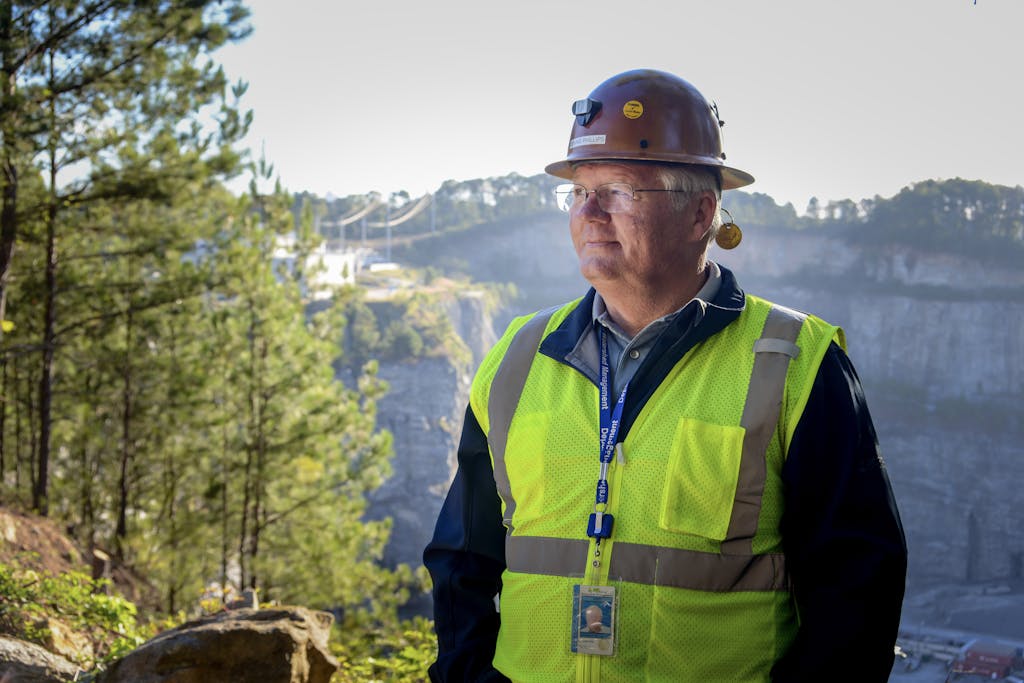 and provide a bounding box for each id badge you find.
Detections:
[570,585,617,656]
